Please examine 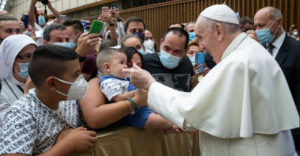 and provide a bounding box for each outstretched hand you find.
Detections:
[133,89,148,107]
[123,63,156,90]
